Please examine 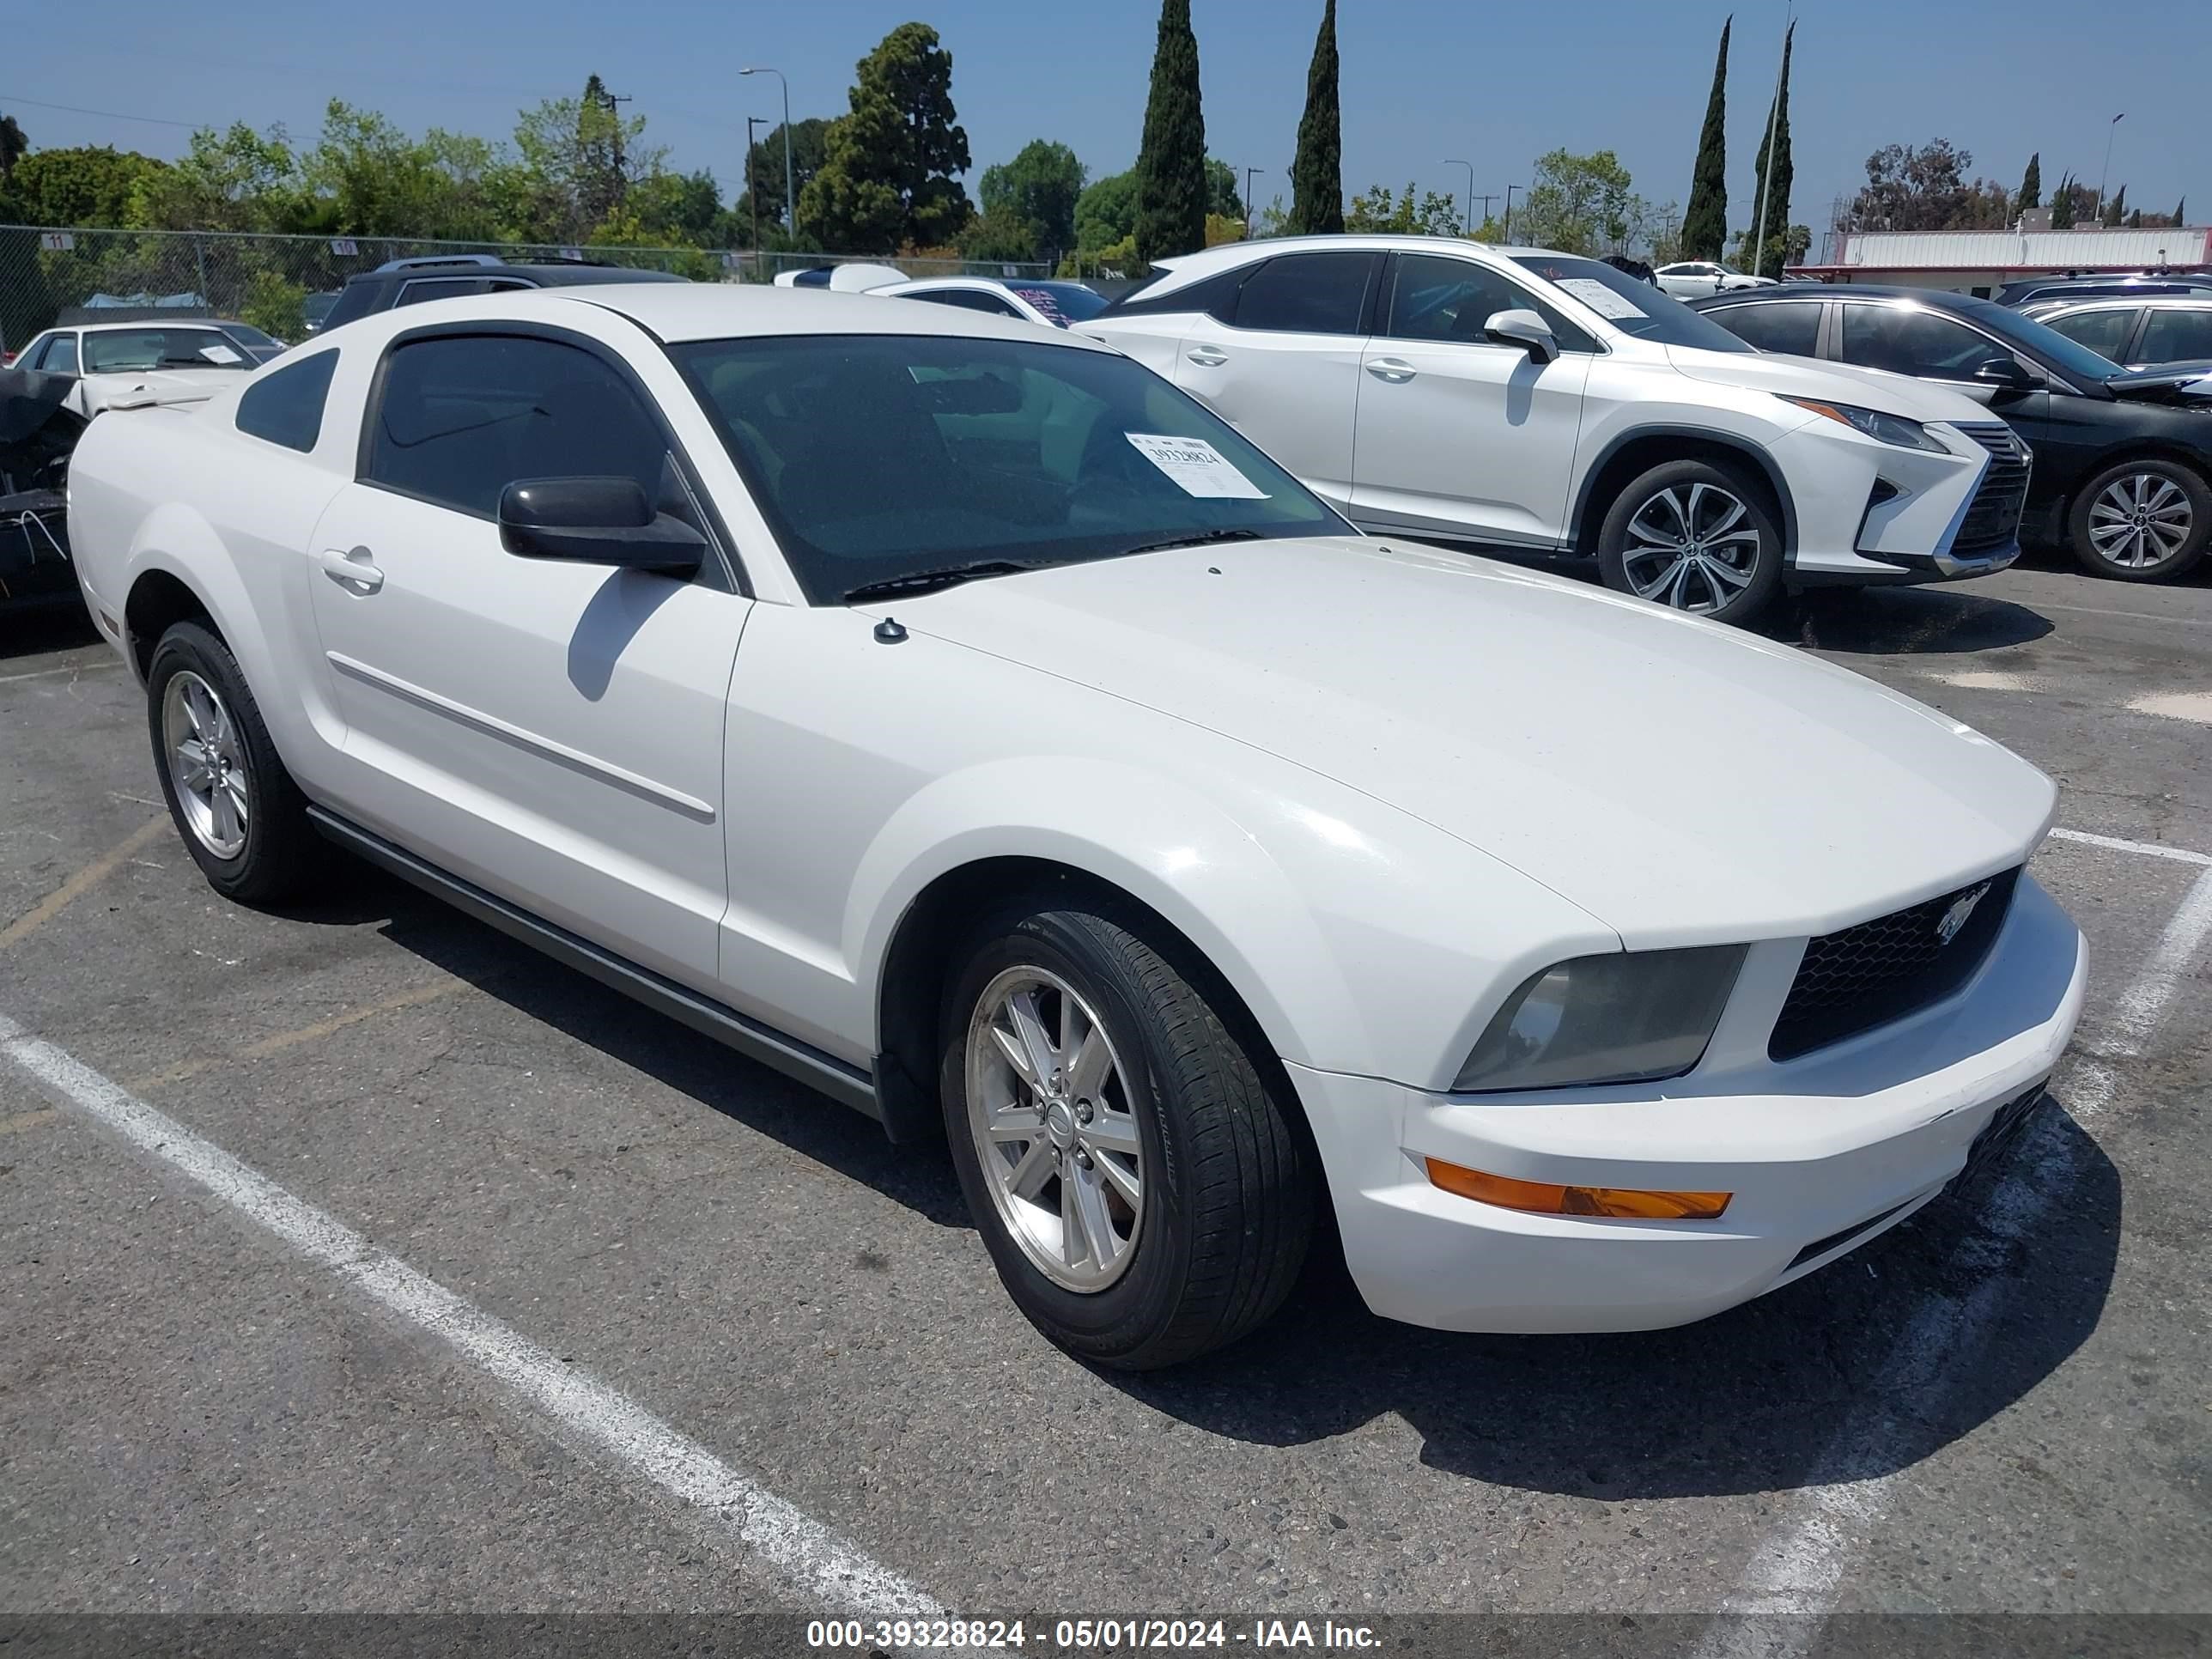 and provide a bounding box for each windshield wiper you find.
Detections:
[1113,528,1267,557]
[842,559,1050,603]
